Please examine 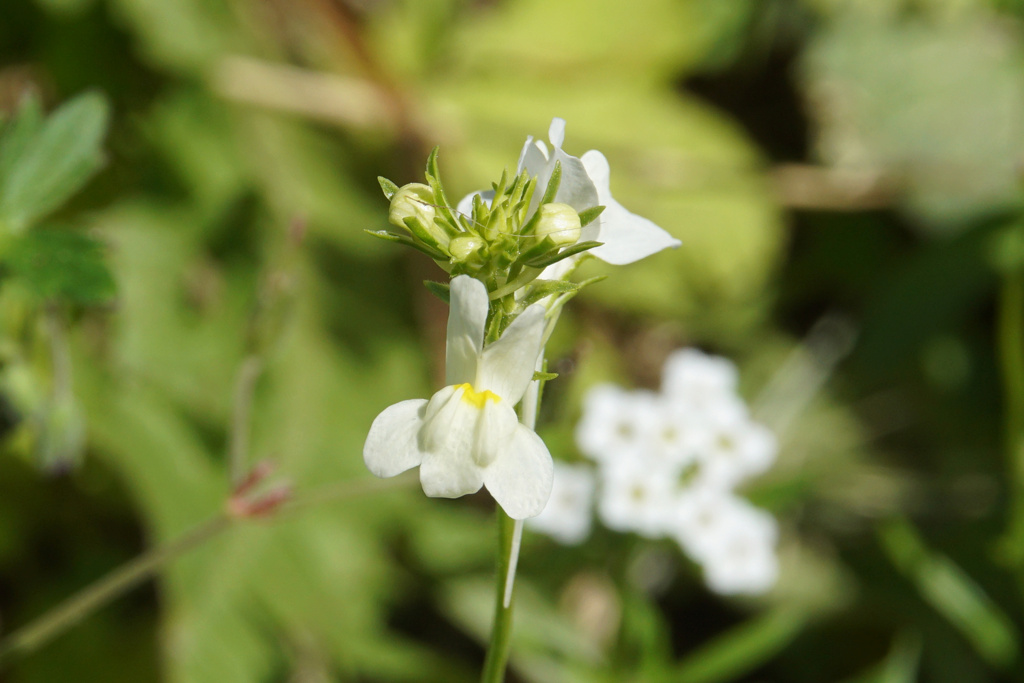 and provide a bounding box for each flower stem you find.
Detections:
[0,514,233,664]
[480,509,516,683]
